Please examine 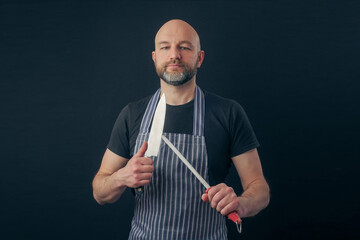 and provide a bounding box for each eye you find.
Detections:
[160,46,169,50]
[180,46,190,50]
